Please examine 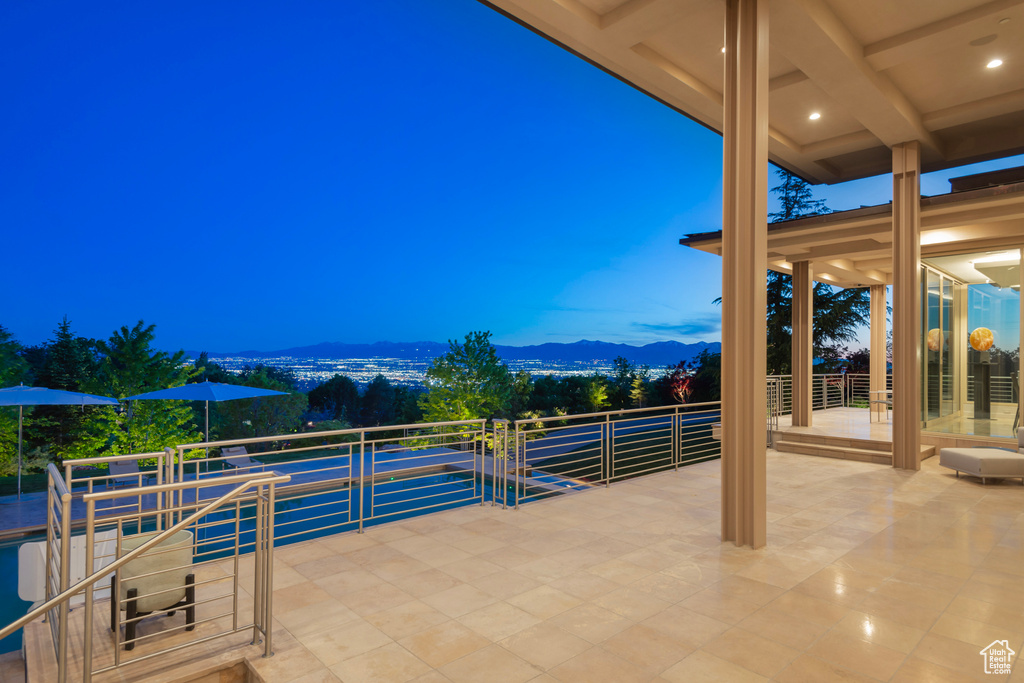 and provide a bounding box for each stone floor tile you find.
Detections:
[600,623,694,673]
[499,622,591,671]
[832,610,927,654]
[774,654,879,683]
[807,629,909,681]
[302,620,393,666]
[660,650,769,683]
[329,643,432,683]
[702,626,800,678]
[548,603,634,644]
[439,644,543,683]
[549,647,656,683]
[398,620,491,668]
